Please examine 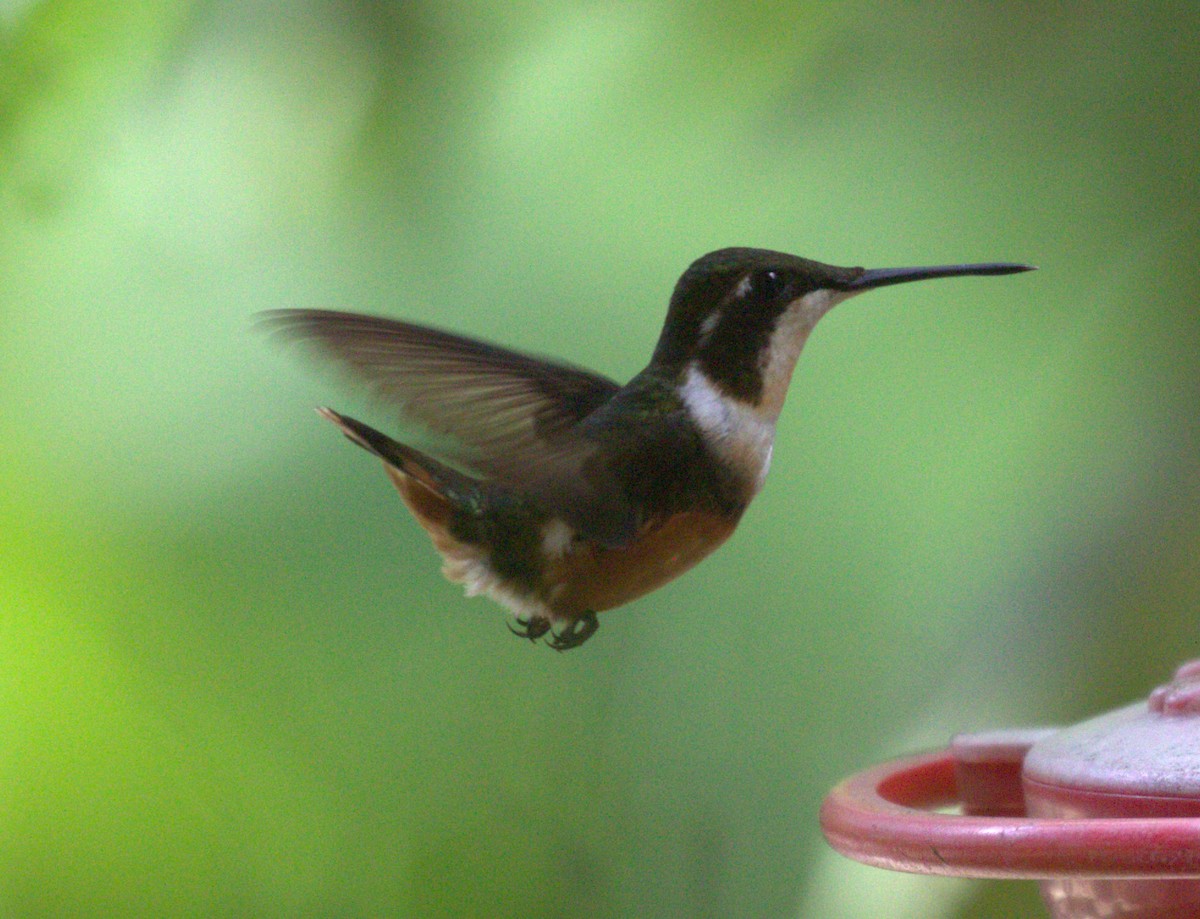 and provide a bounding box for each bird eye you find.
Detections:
[755,269,786,299]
